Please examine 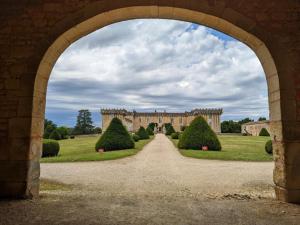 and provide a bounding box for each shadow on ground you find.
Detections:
[0,179,300,225]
